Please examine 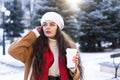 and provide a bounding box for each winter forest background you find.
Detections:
[0,0,120,80]
[0,0,120,52]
